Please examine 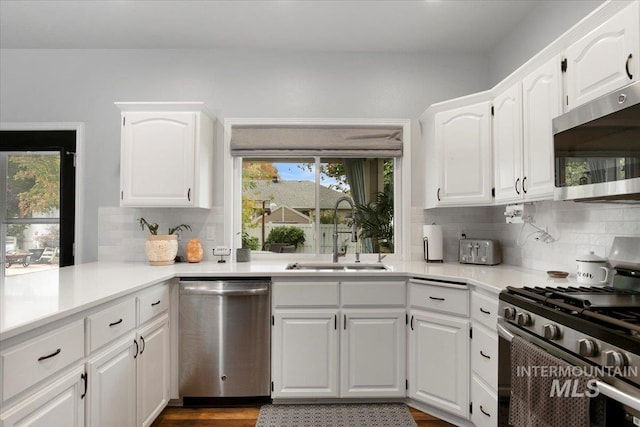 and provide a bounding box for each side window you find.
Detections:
[1,130,76,282]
